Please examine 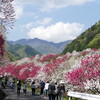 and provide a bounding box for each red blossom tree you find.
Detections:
[40,54,58,62]
[0,63,40,81]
